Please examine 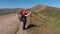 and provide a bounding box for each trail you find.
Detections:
[38,6,46,11]
[0,14,26,34]
[35,6,46,12]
